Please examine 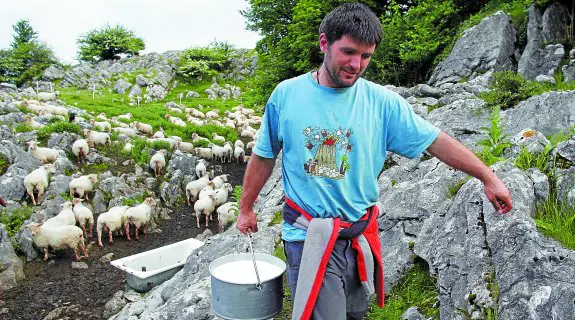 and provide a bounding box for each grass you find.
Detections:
[0,153,10,175]
[268,210,282,226]
[476,107,511,166]
[36,121,82,142]
[367,257,439,320]
[58,76,254,144]
[534,194,575,250]
[447,176,471,199]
